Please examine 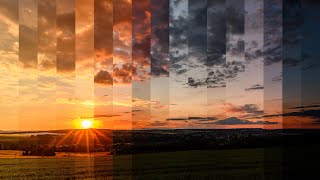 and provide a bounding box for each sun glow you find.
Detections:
[81,120,93,129]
